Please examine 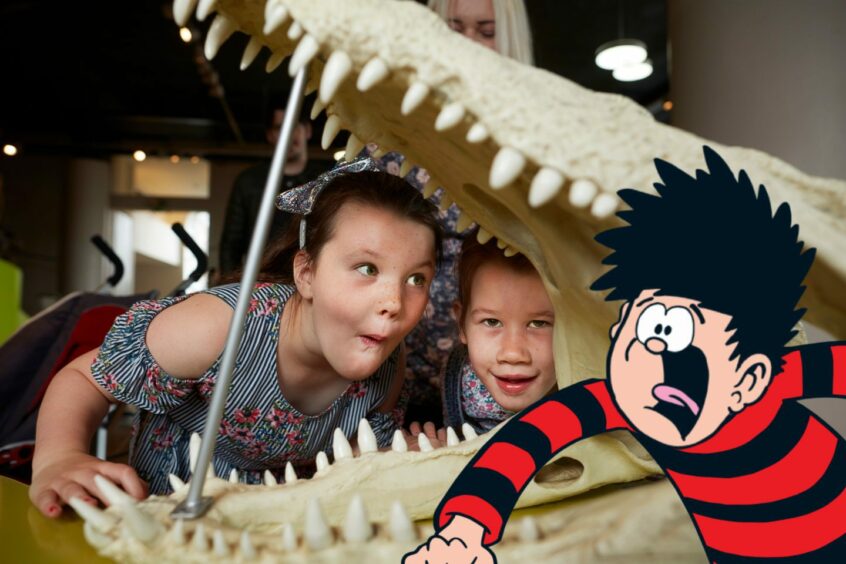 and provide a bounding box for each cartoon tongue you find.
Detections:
[653,384,700,416]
